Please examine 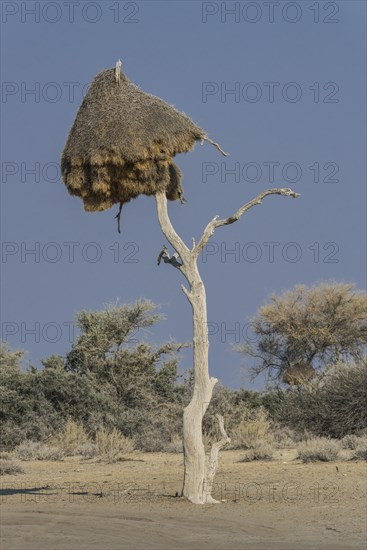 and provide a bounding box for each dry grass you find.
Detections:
[297,437,340,463]
[231,408,274,450]
[349,437,367,460]
[13,423,135,464]
[14,441,65,461]
[0,451,12,459]
[54,419,90,456]
[164,434,183,453]
[77,442,98,459]
[0,458,24,475]
[351,446,367,460]
[341,434,365,450]
[95,427,135,463]
[239,442,274,462]
[271,425,297,449]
